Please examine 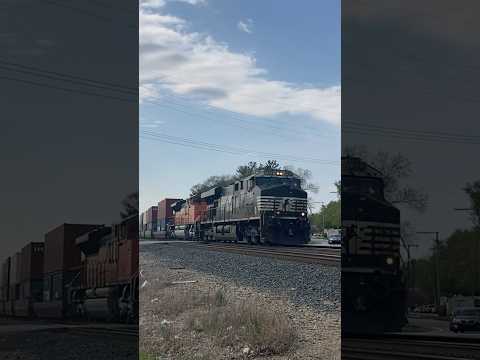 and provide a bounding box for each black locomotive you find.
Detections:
[168,169,310,245]
[341,156,408,333]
